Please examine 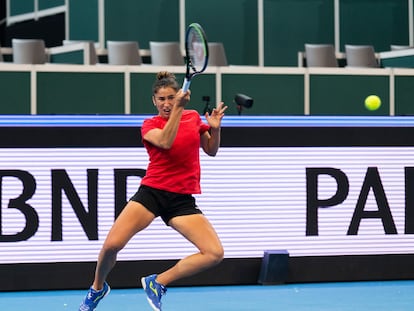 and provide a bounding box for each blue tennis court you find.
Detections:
[1,280,413,310]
